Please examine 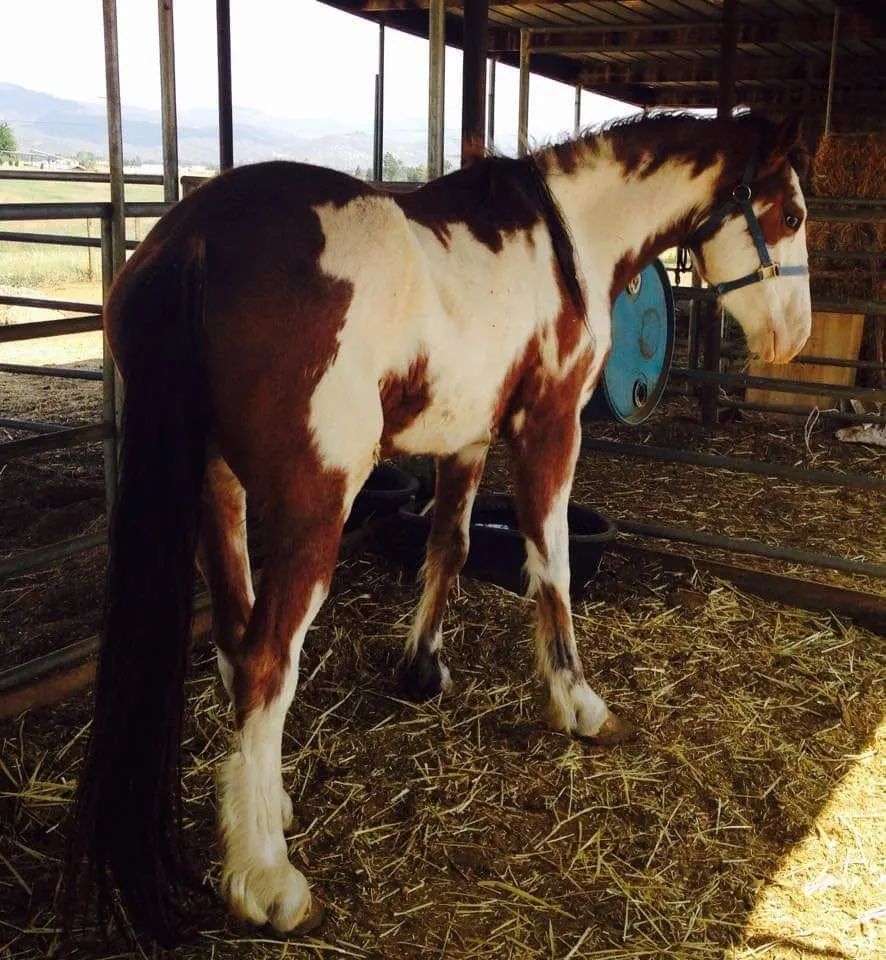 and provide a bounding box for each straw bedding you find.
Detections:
[1,377,884,959]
